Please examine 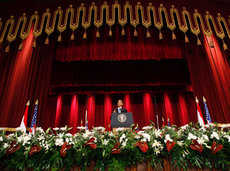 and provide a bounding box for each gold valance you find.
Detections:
[0,1,229,46]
